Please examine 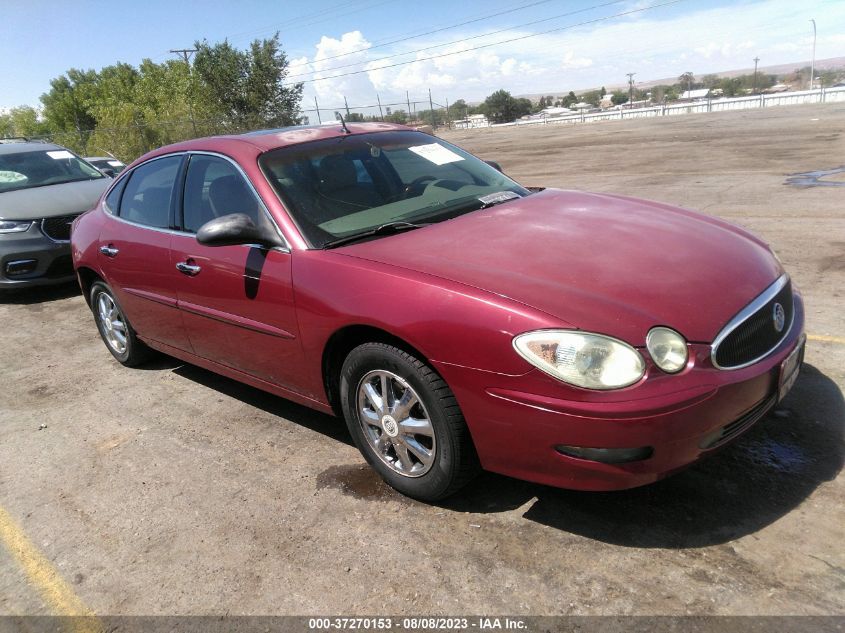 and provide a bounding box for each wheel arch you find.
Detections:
[321,324,432,418]
[76,266,104,308]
